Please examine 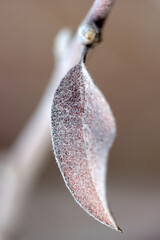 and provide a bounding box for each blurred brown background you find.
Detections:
[0,0,160,239]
